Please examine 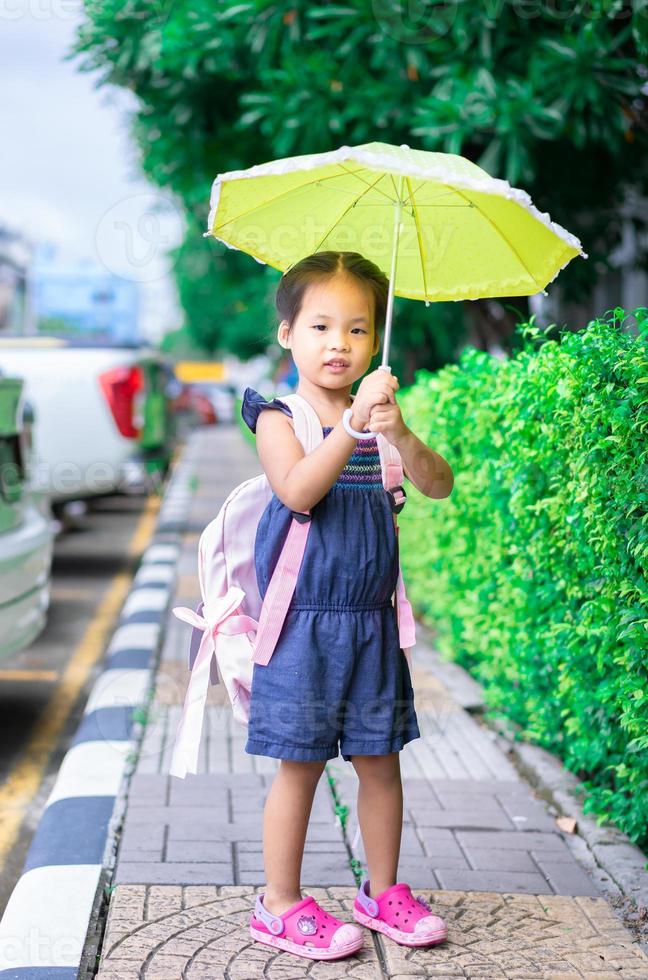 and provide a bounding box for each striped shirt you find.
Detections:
[322,426,383,491]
